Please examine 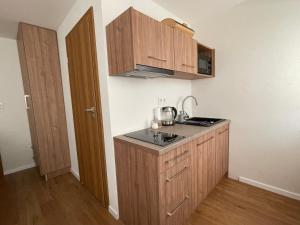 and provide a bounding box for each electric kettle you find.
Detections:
[161,106,177,126]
